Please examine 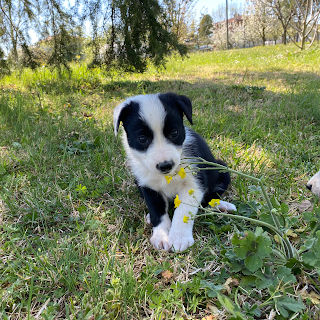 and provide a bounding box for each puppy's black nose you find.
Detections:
[156,160,174,173]
[306,184,312,191]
